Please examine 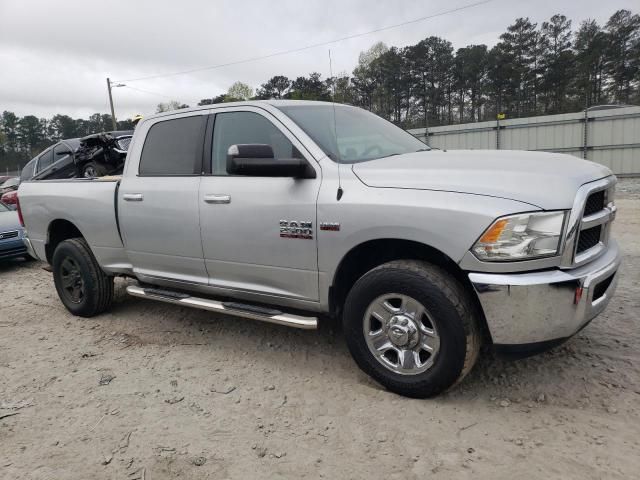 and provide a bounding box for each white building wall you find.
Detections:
[408,106,640,175]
